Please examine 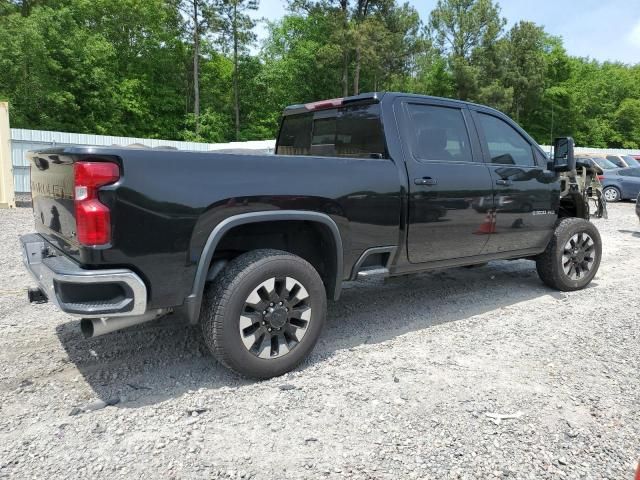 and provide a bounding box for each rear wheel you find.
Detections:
[535,218,602,291]
[200,249,326,379]
[603,186,621,202]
